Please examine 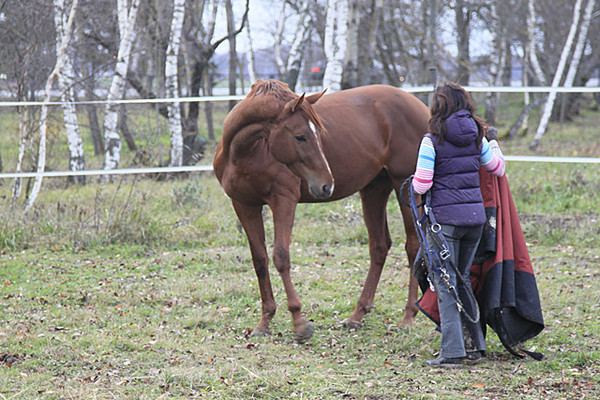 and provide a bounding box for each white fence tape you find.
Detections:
[1,155,599,179]
[0,95,246,107]
[0,165,214,179]
[0,85,598,107]
[1,85,598,179]
[503,155,600,164]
